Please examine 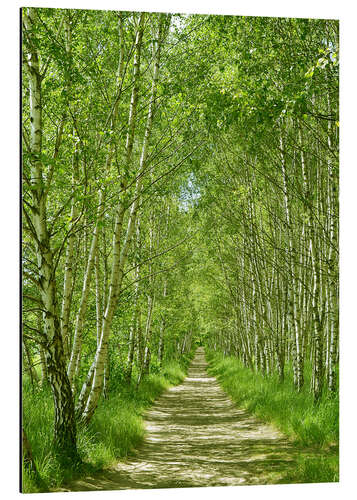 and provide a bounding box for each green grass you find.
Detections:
[206,350,339,483]
[279,455,339,484]
[22,356,191,493]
